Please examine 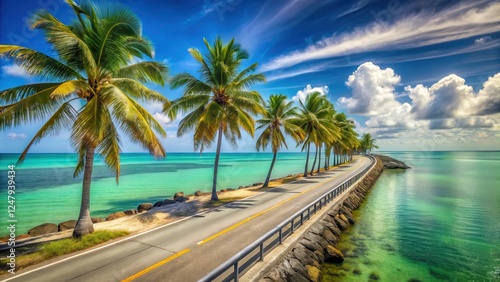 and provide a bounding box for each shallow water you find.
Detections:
[321,151,500,281]
[0,152,313,235]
